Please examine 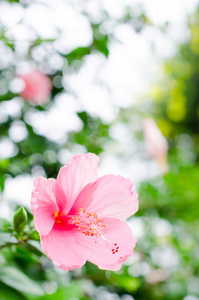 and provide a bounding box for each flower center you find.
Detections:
[54,211,67,224]
[72,208,119,254]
